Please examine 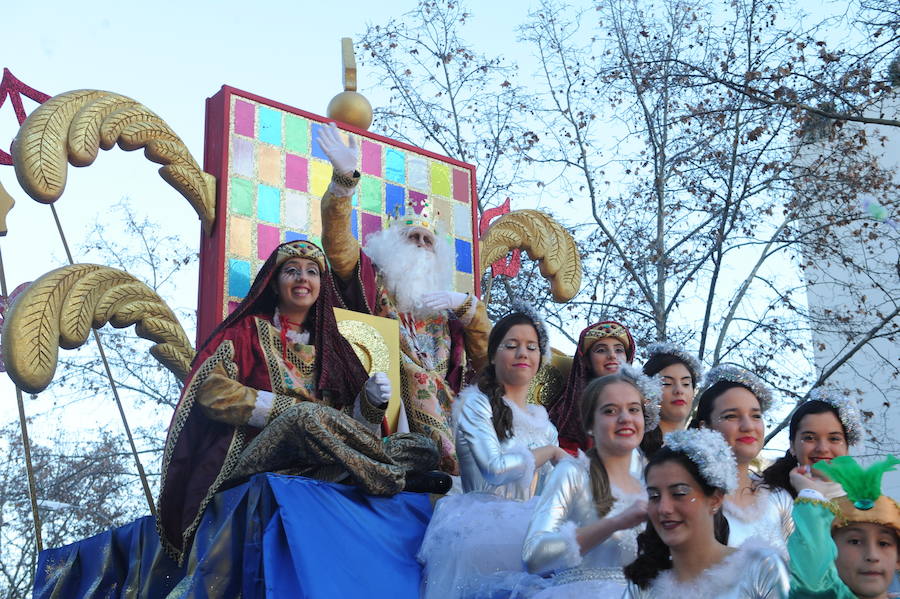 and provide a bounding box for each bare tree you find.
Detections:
[360,0,900,444]
[358,0,537,212]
